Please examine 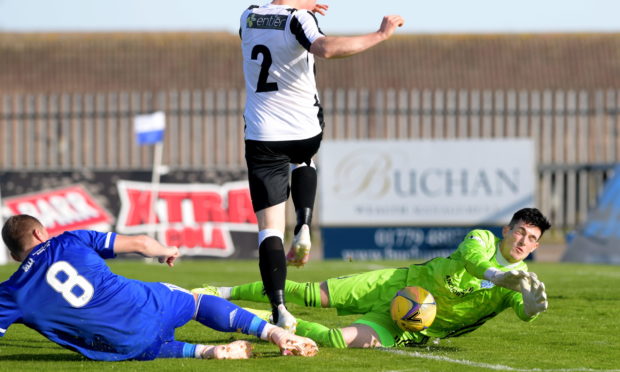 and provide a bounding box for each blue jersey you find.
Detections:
[0,230,195,361]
